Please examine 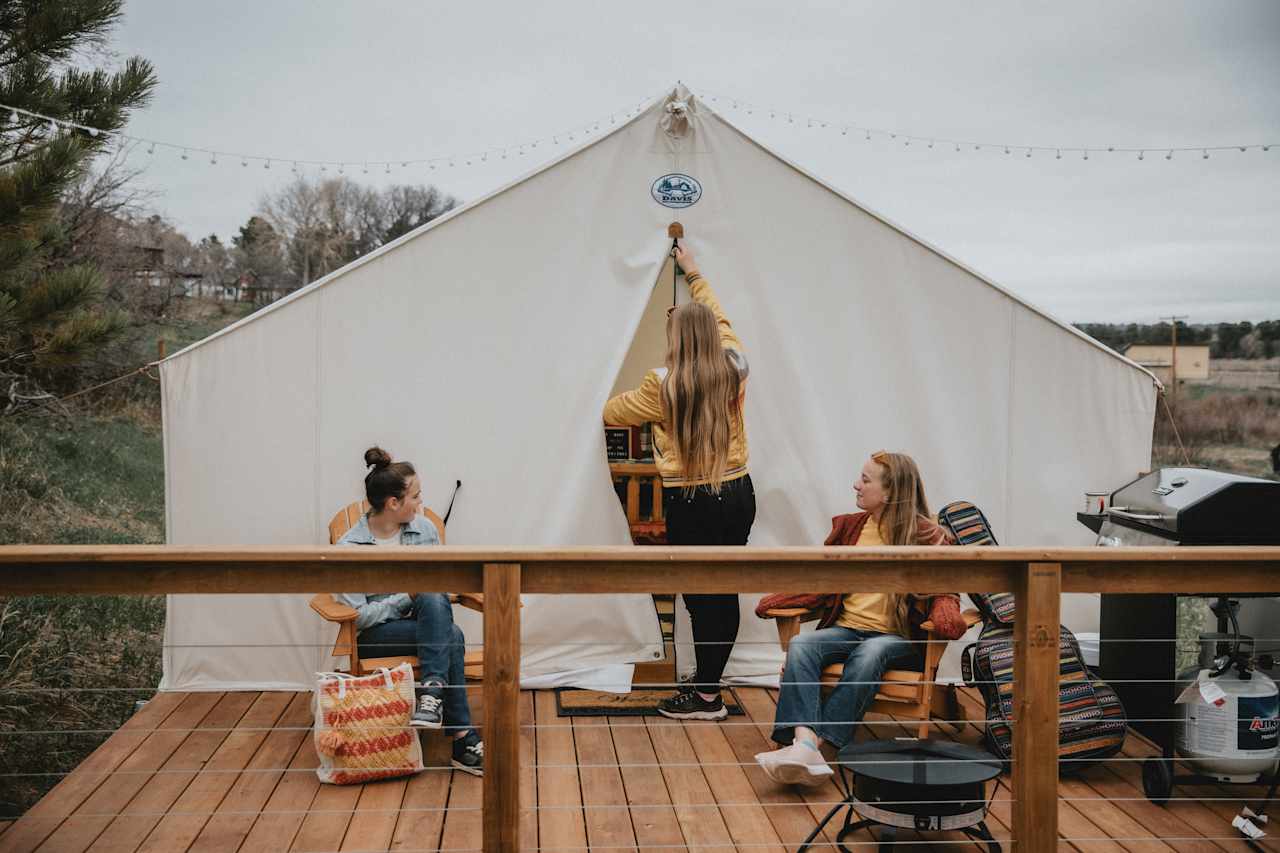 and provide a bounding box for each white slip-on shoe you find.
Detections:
[755,742,834,787]
[755,742,833,787]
